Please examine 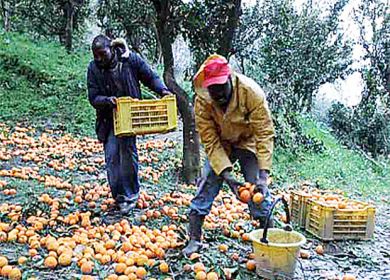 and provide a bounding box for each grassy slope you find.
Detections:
[1,31,388,202]
[0,31,94,136]
[273,118,389,201]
